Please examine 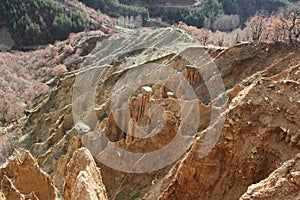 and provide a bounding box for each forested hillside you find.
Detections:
[219,0,297,24]
[1,0,297,47]
[79,0,149,19]
[160,0,296,27]
[90,0,298,29]
[0,0,111,47]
